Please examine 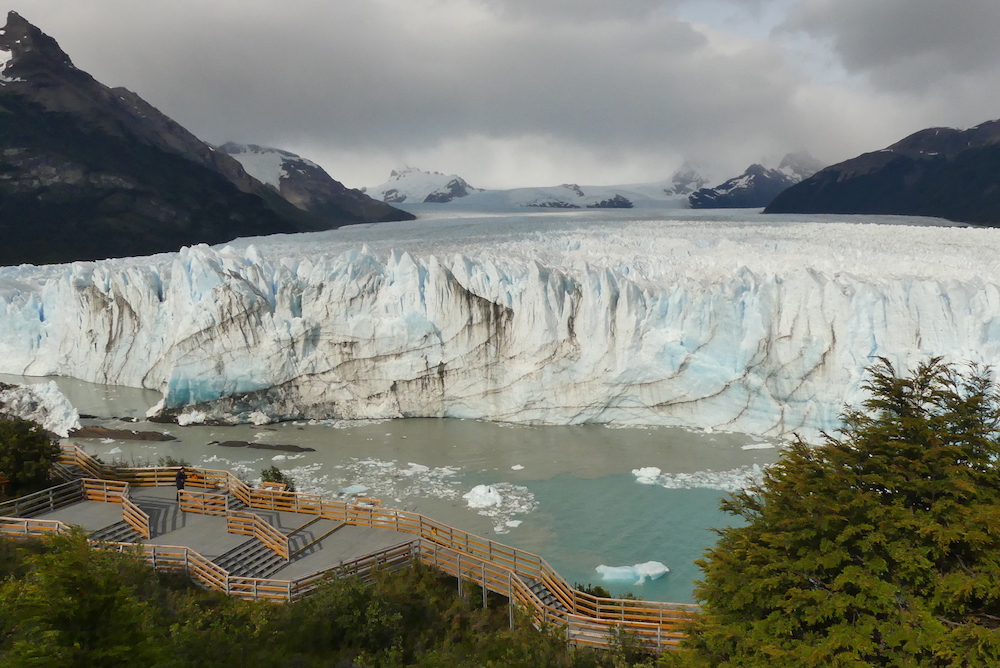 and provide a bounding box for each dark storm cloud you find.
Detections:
[7,0,999,187]
[783,0,1000,89]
